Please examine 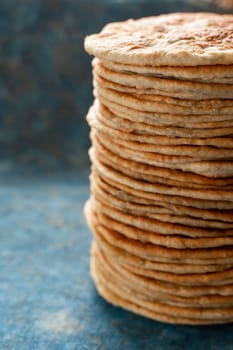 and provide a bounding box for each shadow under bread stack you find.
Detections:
[84,13,233,325]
